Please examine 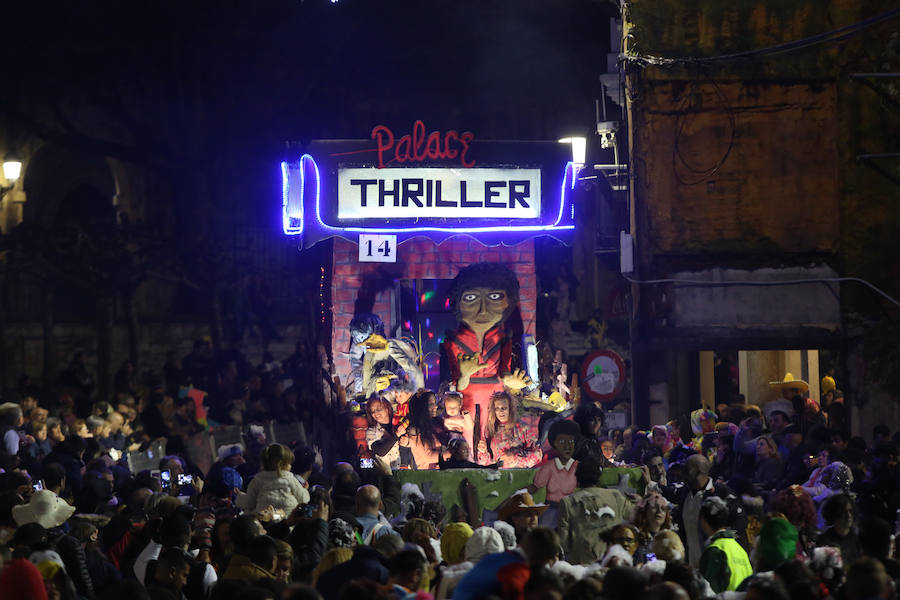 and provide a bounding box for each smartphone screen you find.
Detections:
[360,457,374,469]
[32,480,44,492]
[177,473,193,486]
[160,470,171,489]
